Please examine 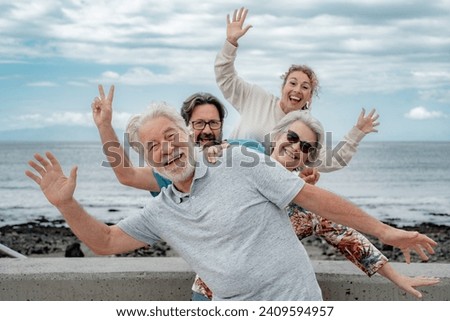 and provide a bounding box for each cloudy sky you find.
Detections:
[1,0,449,142]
